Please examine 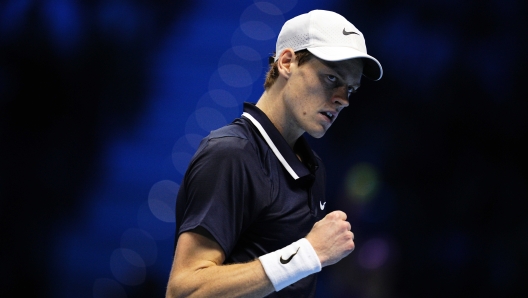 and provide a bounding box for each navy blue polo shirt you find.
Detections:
[175,102,327,297]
